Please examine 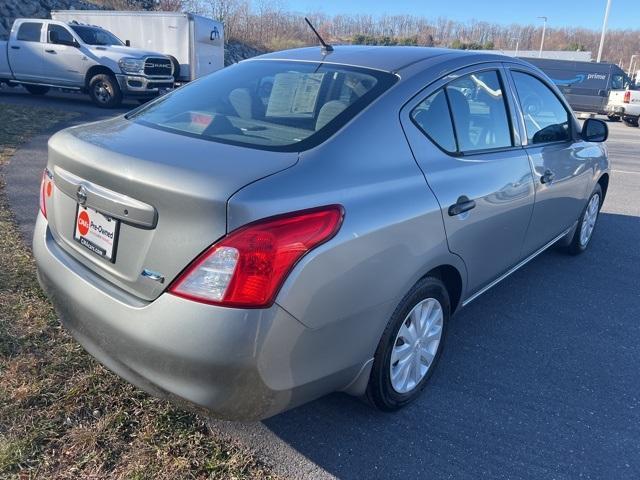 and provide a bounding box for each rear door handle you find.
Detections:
[540,169,555,184]
[448,195,476,216]
[45,49,56,53]
[10,45,20,50]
